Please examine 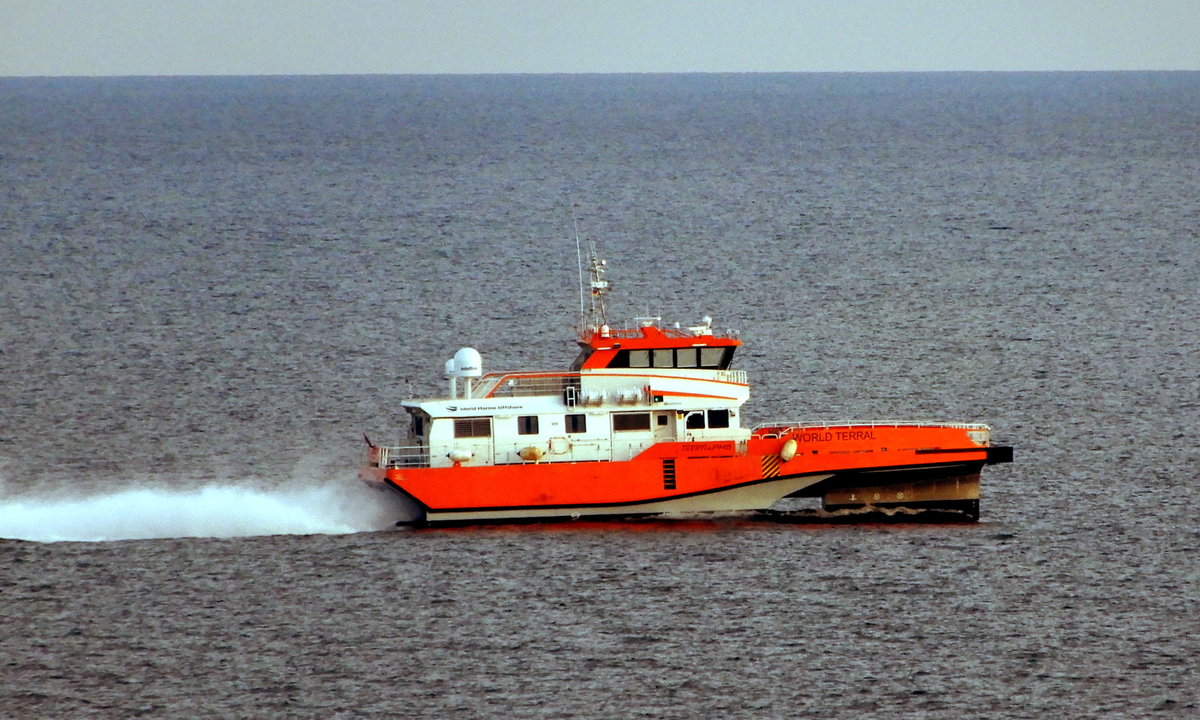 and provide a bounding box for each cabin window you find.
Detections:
[609,349,633,368]
[699,347,727,369]
[607,346,733,369]
[656,414,669,426]
[613,413,651,431]
[566,414,587,433]
[707,409,730,429]
[686,412,706,429]
[517,416,539,435]
[454,417,492,438]
[570,348,592,371]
